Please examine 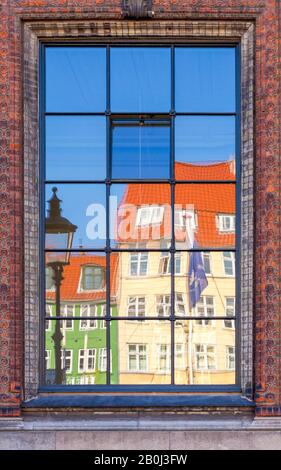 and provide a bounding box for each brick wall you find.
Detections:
[0,0,280,418]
